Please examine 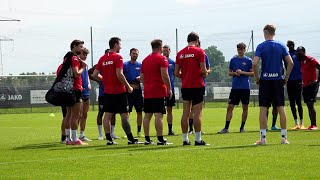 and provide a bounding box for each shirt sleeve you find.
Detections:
[96,57,103,72]
[248,59,253,69]
[161,56,169,68]
[199,49,205,63]
[282,44,290,57]
[71,56,80,69]
[229,59,233,70]
[205,54,210,69]
[311,57,319,67]
[255,44,262,57]
[176,54,180,66]
[115,55,124,69]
